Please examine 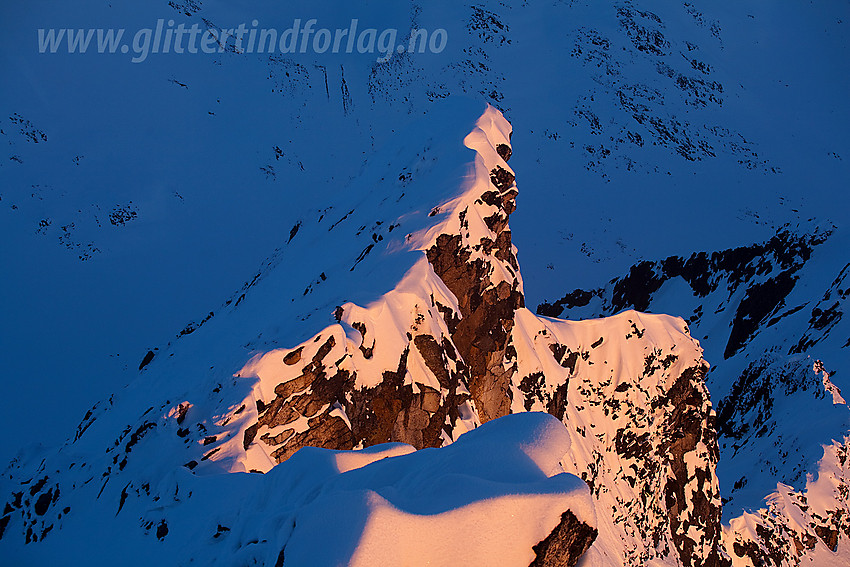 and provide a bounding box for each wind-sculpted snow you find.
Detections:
[213,103,518,472]
[209,105,727,565]
[1,412,596,566]
[5,1,847,466]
